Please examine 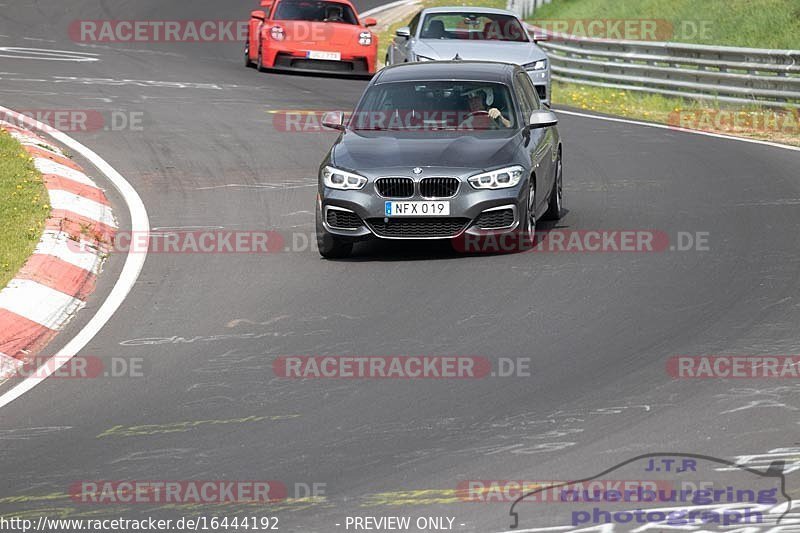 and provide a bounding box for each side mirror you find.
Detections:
[250,9,266,20]
[321,111,346,131]
[363,17,377,27]
[528,110,558,129]
[395,26,411,39]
